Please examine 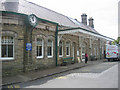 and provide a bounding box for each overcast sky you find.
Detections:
[27,0,119,39]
